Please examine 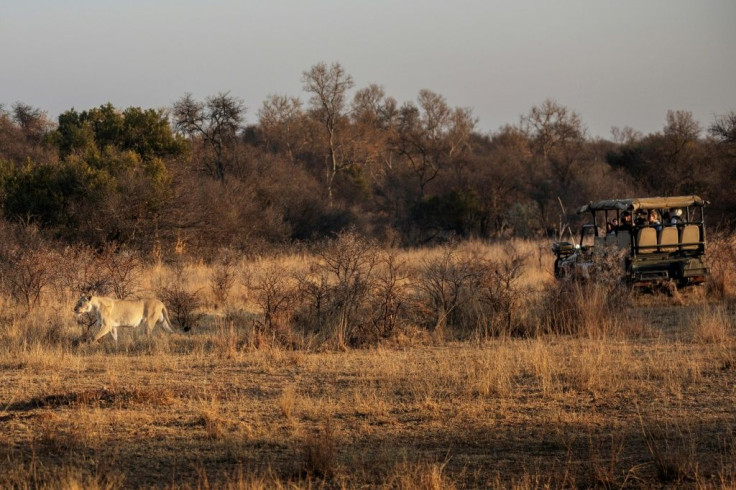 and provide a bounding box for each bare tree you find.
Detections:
[394,89,475,198]
[709,111,736,145]
[520,99,586,171]
[12,102,52,142]
[302,62,355,205]
[258,94,308,162]
[611,126,643,145]
[659,110,708,194]
[342,84,399,183]
[664,110,701,153]
[172,92,245,180]
[519,100,587,231]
